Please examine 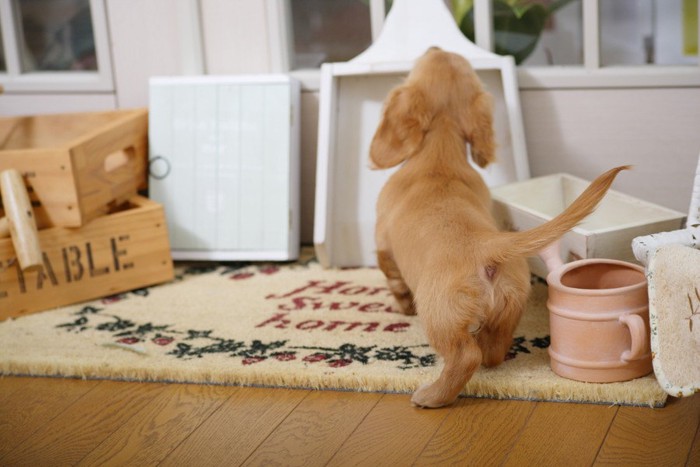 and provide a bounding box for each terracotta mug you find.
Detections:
[540,242,653,383]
